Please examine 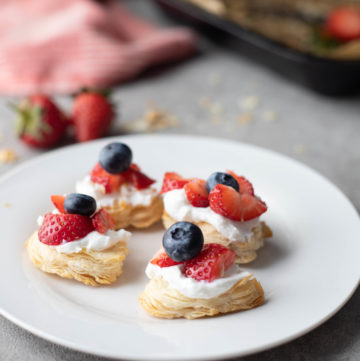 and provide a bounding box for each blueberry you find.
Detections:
[206,172,239,193]
[64,193,97,217]
[163,222,204,262]
[99,142,132,174]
